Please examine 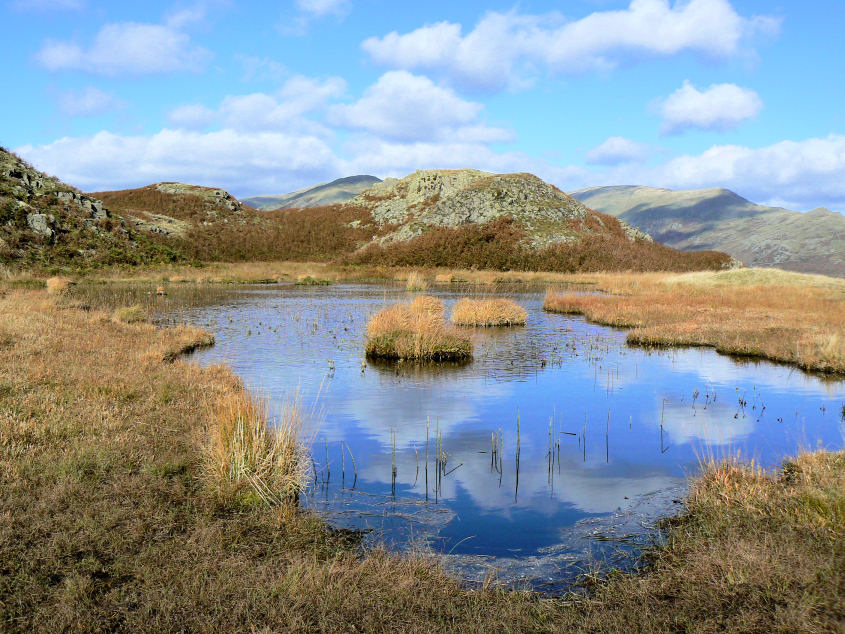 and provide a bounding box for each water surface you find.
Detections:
[168,283,844,591]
